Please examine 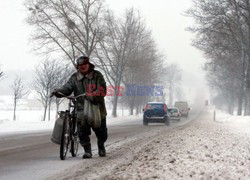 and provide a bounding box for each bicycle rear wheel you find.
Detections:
[60,114,70,160]
[70,115,78,157]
